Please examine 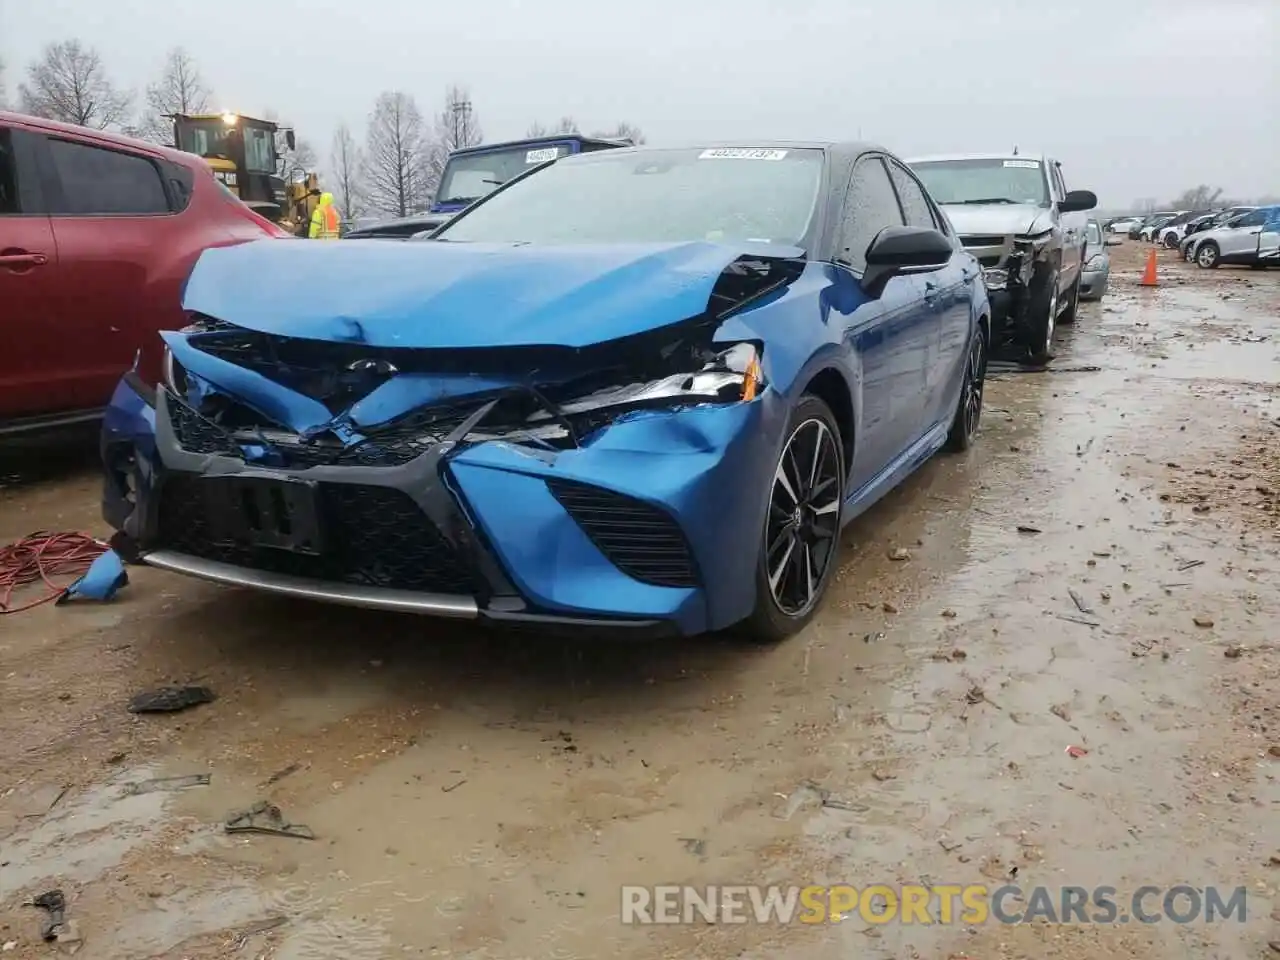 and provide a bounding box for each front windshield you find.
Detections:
[435,144,573,205]
[911,158,1049,206]
[178,120,233,161]
[436,147,824,246]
